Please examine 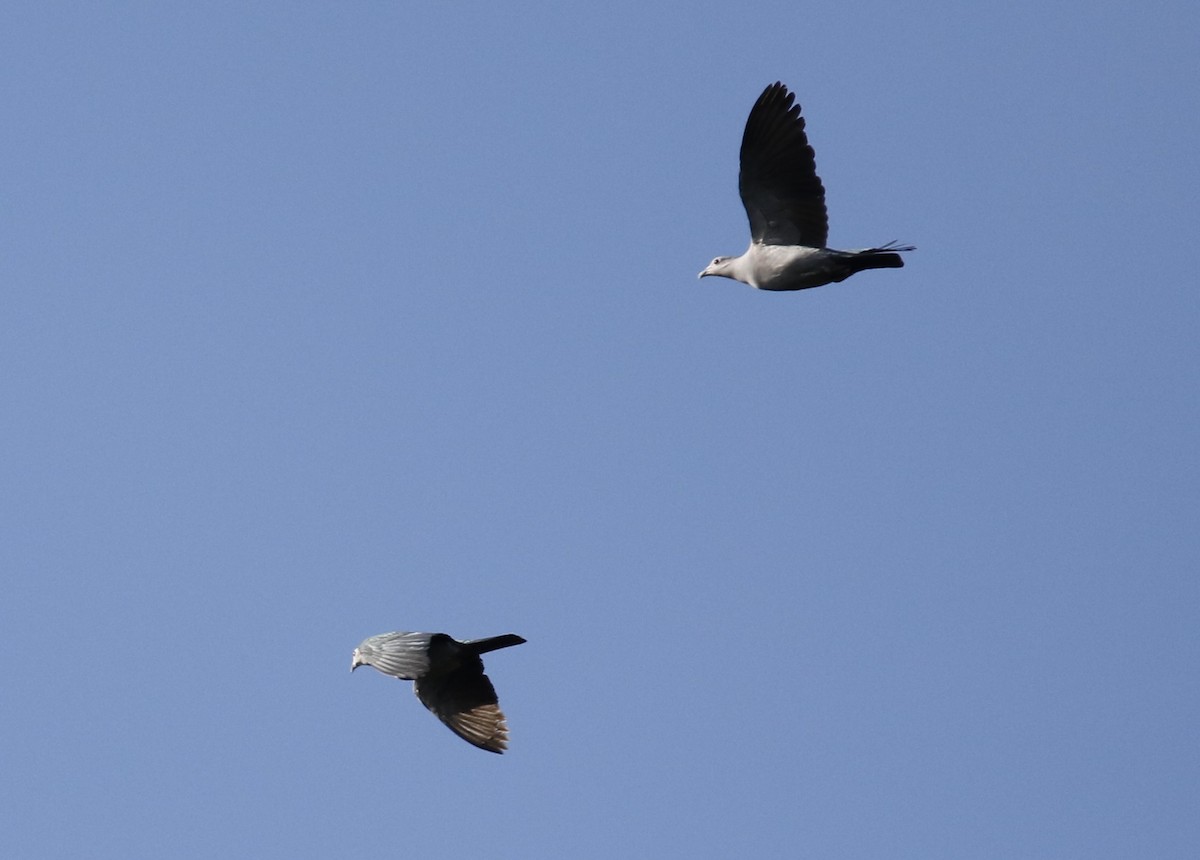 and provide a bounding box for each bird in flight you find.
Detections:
[699,81,913,291]
[351,631,526,753]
